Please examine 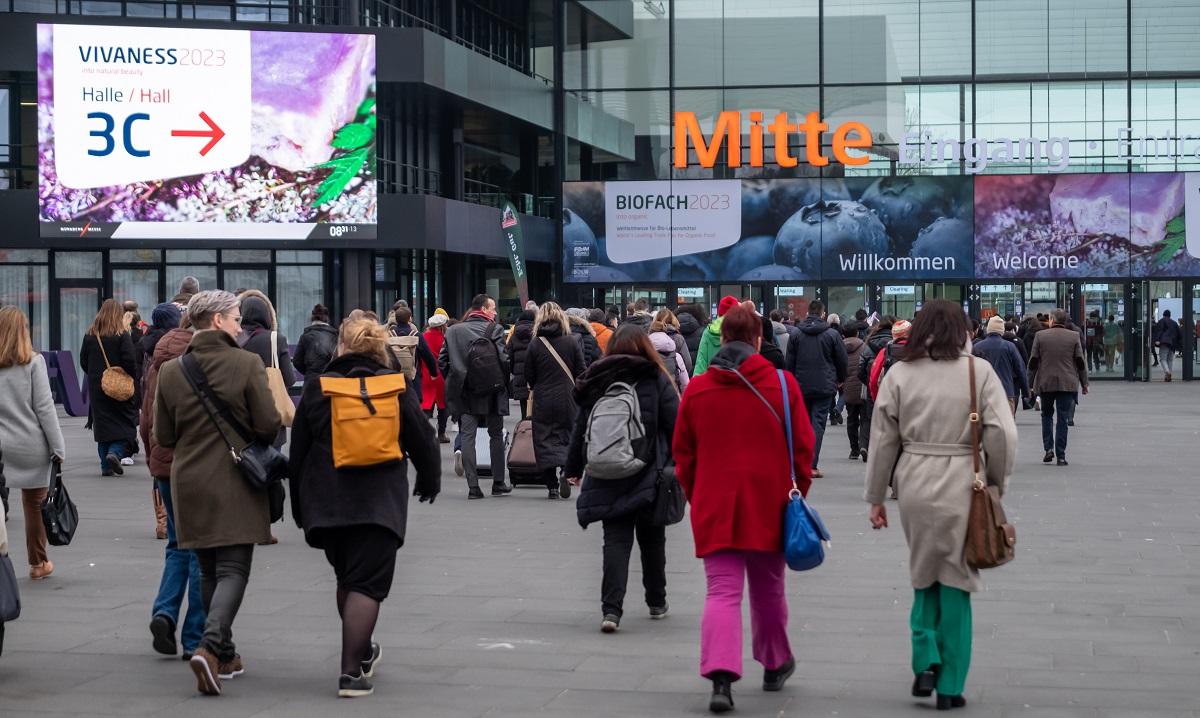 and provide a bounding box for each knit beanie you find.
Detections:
[151,302,182,330]
[565,308,589,320]
[717,295,740,317]
[986,316,1006,334]
[892,319,912,339]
